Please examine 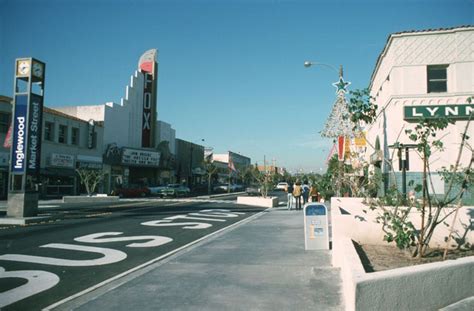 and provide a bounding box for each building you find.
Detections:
[0,95,104,198]
[56,50,164,192]
[365,26,473,202]
[212,151,251,184]
[175,139,205,188]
